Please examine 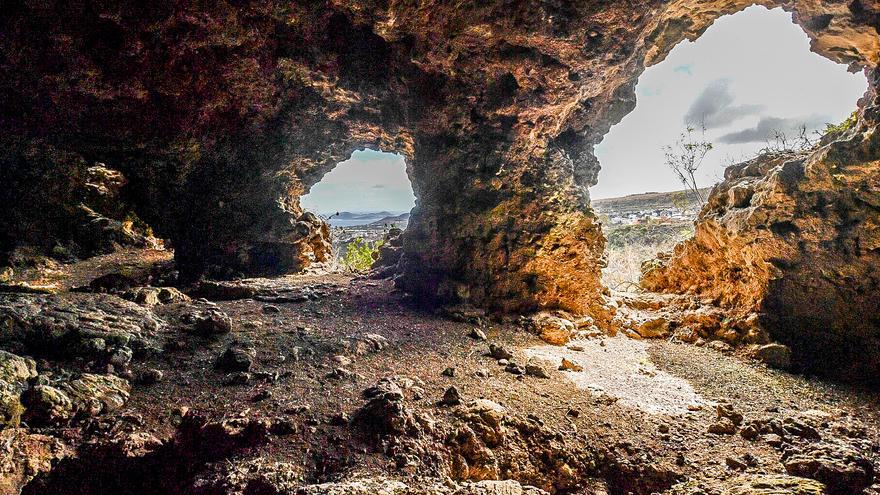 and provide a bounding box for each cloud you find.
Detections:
[673,64,693,75]
[717,114,829,144]
[684,79,764,129]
